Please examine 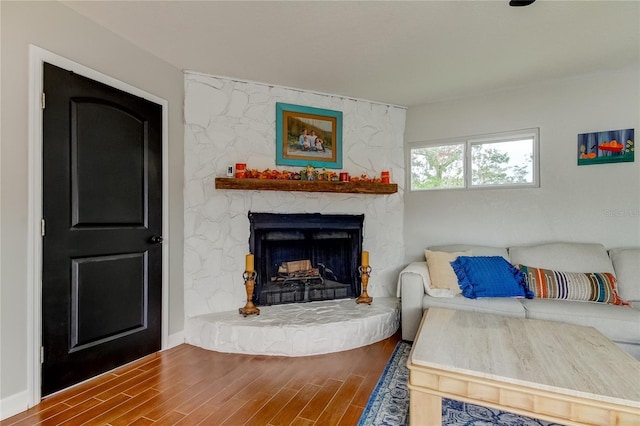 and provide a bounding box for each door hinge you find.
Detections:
[40,346,45,364]
[41,219,46,237]
[41,92,46,109]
